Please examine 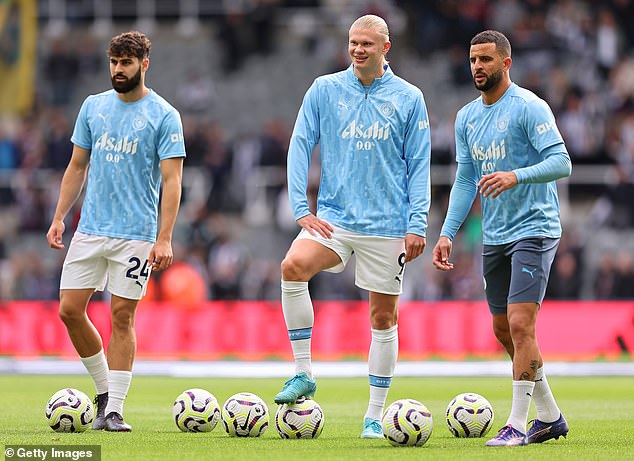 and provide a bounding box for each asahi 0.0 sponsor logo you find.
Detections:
[341,120,391,141]
[471,138,507,173]
[94,132,138,163]
[342,120,391,152]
